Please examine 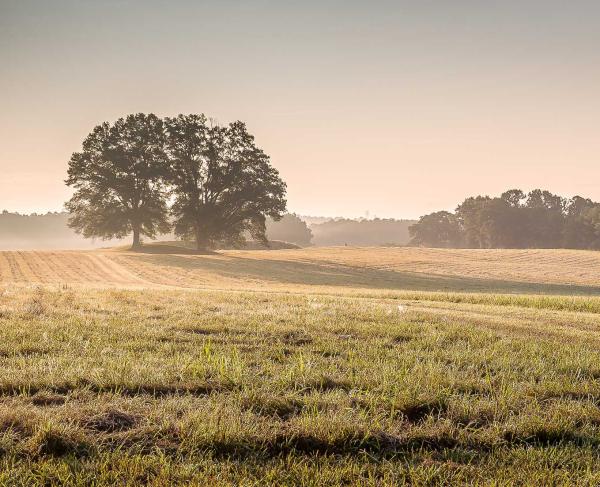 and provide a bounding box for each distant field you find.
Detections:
[1,248,600,484]
[1,247,600,295]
